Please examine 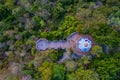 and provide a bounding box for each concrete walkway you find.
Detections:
[36,32,94,55]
